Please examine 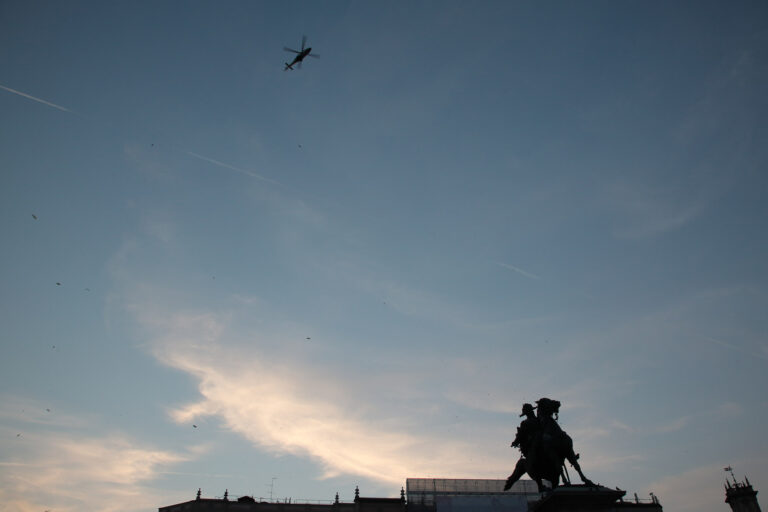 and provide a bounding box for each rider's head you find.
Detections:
[520,403,535,417]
